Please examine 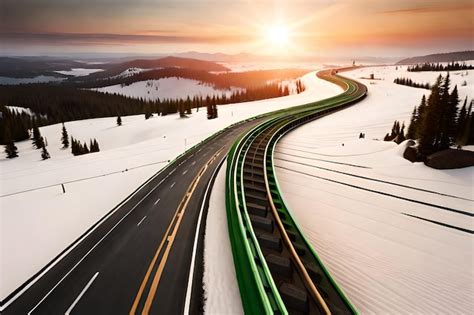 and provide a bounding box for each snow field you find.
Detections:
[94,77,244,101]
[274,65,474,313]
